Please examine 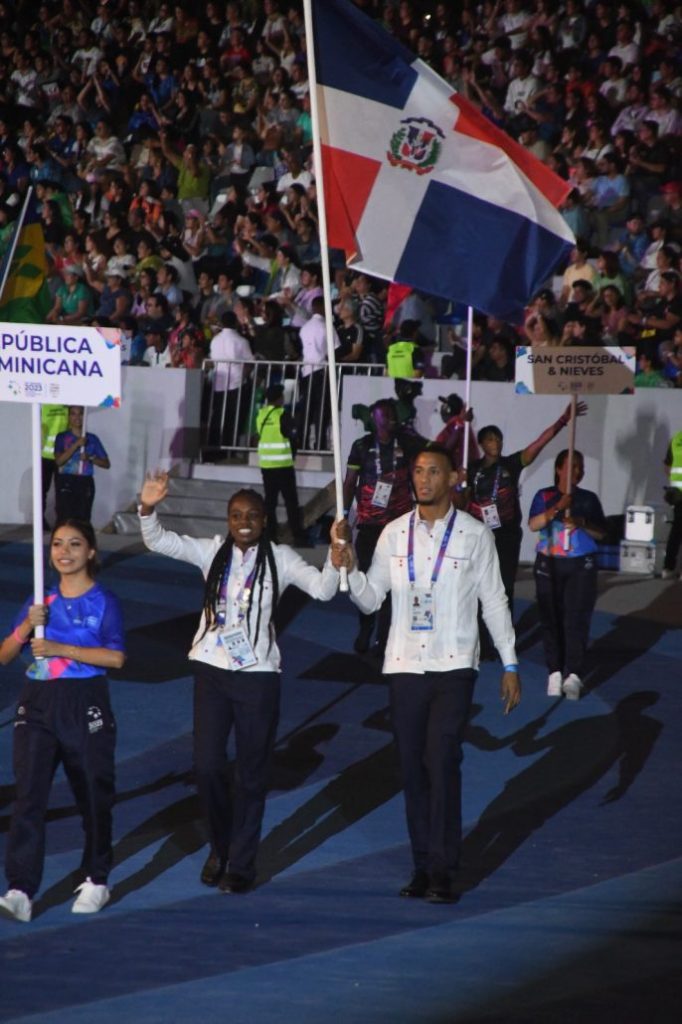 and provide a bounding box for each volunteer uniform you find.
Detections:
[5,585,124,898]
